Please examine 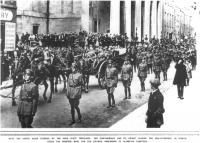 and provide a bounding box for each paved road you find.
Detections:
[111,65,200,131]
[0,62,176,128]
